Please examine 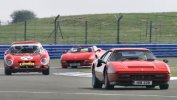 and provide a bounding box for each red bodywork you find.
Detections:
[60,46,105,68]
[4,41,50,75]
[92,48,170,89]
